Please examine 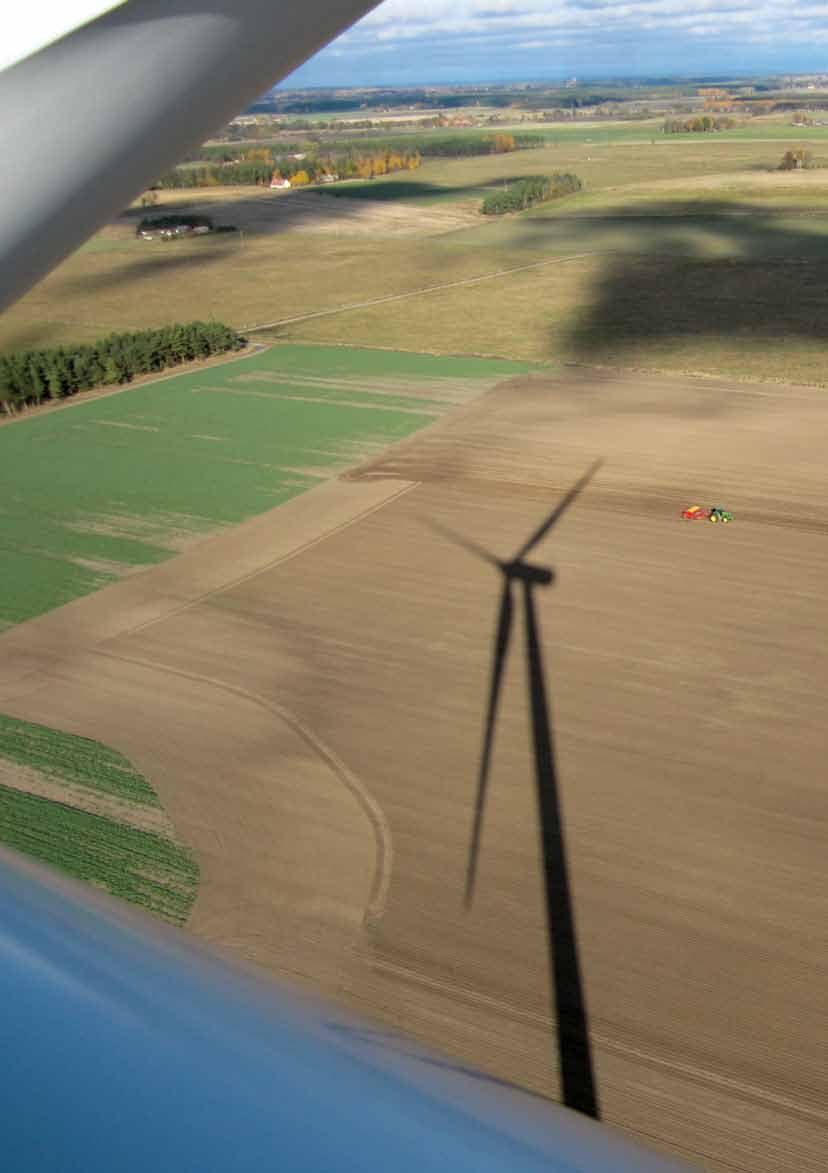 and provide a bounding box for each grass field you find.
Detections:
[2,114,828,381]
[0,344,539,628]
[0,714,198,923]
